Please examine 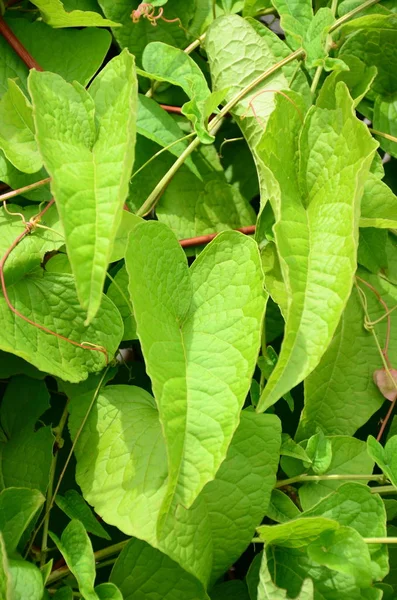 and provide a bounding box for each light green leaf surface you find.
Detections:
[0,270,123,382]
[257,549,314,600]
[50,520,98,600]
[29,50,138,322]
[267,490,301,524]
[95,583,123,600]
[305,430,332,475]
[6,18,112,87]
[0,488,44,554]
[55,490,110,540]
[256,83,377,412]
[109,211,142,263]
[106,266,136,341]
[71,385,280,585]
[307,526,372,587]
[29,0,120,27]
[257,517,340,548]
[98,0,192,67]
[297,273,397,438]
[317,54,377,109]
[8,559,44,600]
[368,435,397,488]
[0,79,41,174]
[271,0,313,48]
[110,538,209,600]
[243,0,272,16]
[0,36,28,99]
[142,42,215,143]
[0,534,11,600]
[373,95,397,158]
[126,221,266,516]
[280,434,312,463]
